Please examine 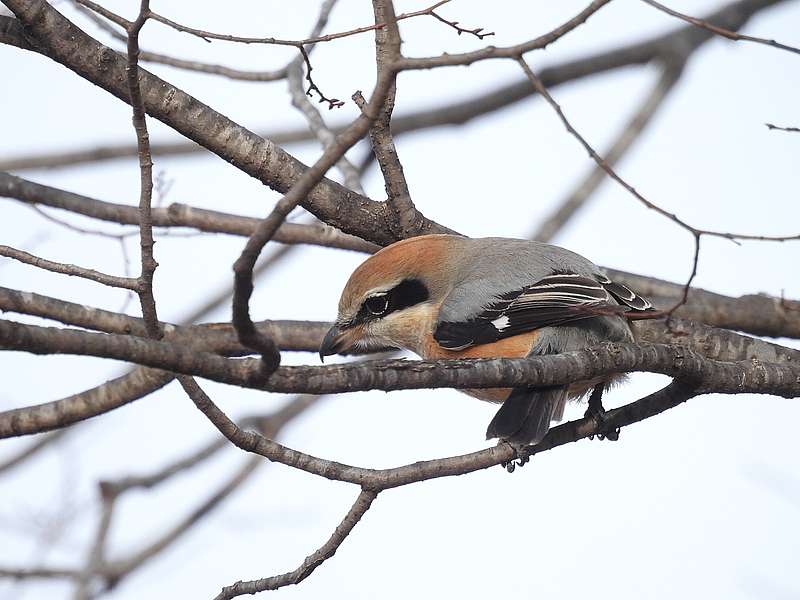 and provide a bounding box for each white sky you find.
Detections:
[1,1,800,599]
